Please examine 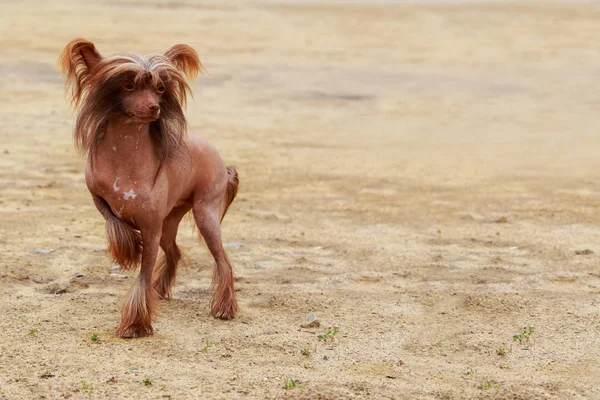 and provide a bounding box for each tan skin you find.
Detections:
[59,39,239,337]
[80,72,236,337]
